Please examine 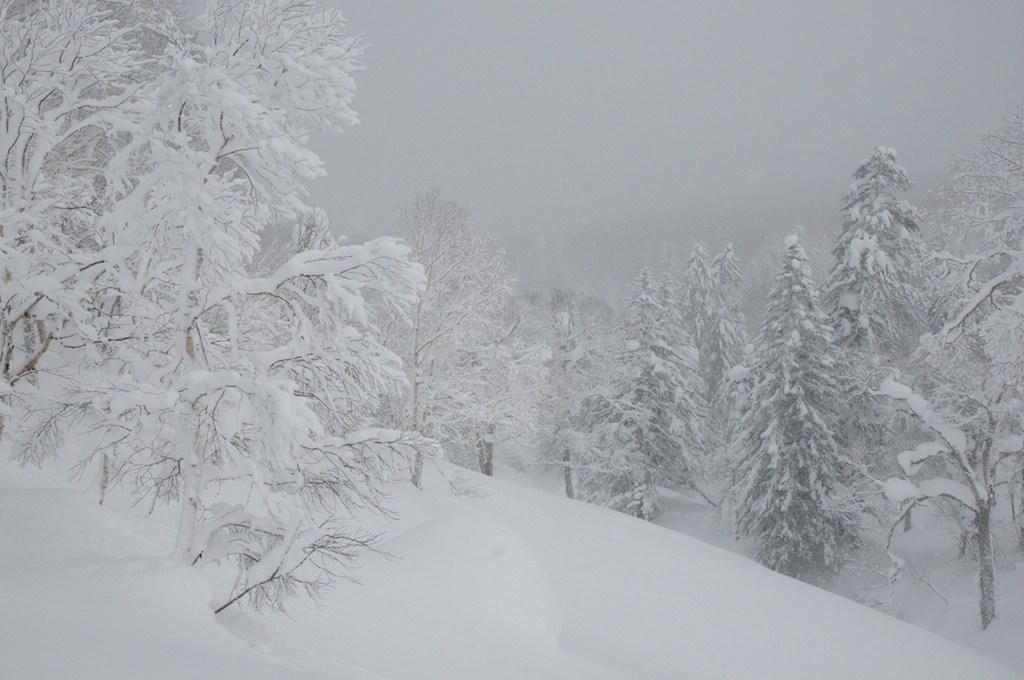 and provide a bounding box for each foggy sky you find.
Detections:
[311,1,1024,245]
